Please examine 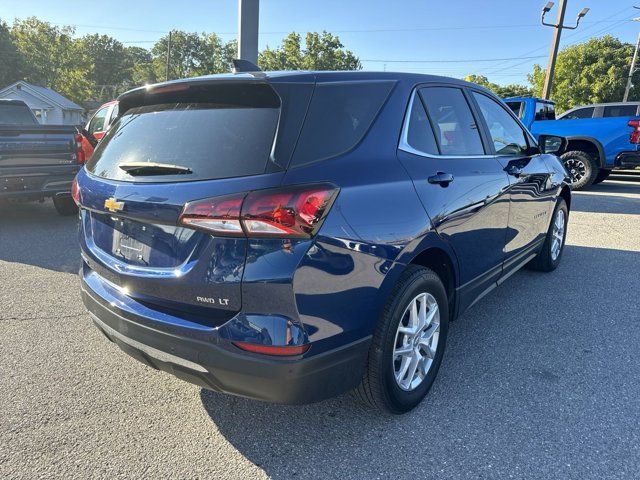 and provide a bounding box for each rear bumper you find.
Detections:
[81,275,371,405]
[615,152,640,169]
[0,164,80,199]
